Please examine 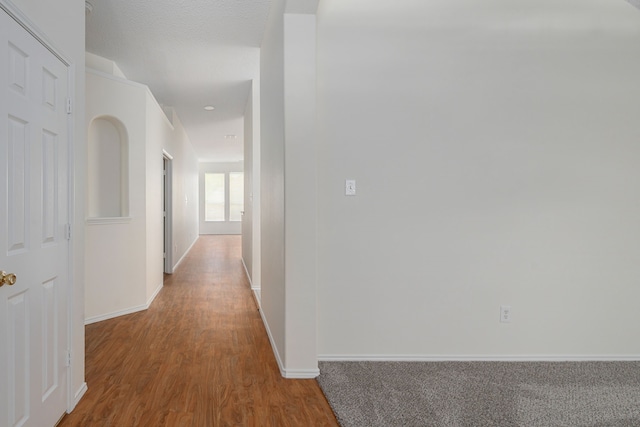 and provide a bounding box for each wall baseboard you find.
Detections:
[257,302,318,378]
[241,258,252,287]
[198,232,242,235]
[85,304,149,325]
[85,281,164,325]
[173,236,198,271]
[257,305,286,377]
[243,258,261,295]
[318,354,640,362]
[68,382,87,413]
[252,289,261,307]
[282,368,320,379]
[147,282,163,307]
